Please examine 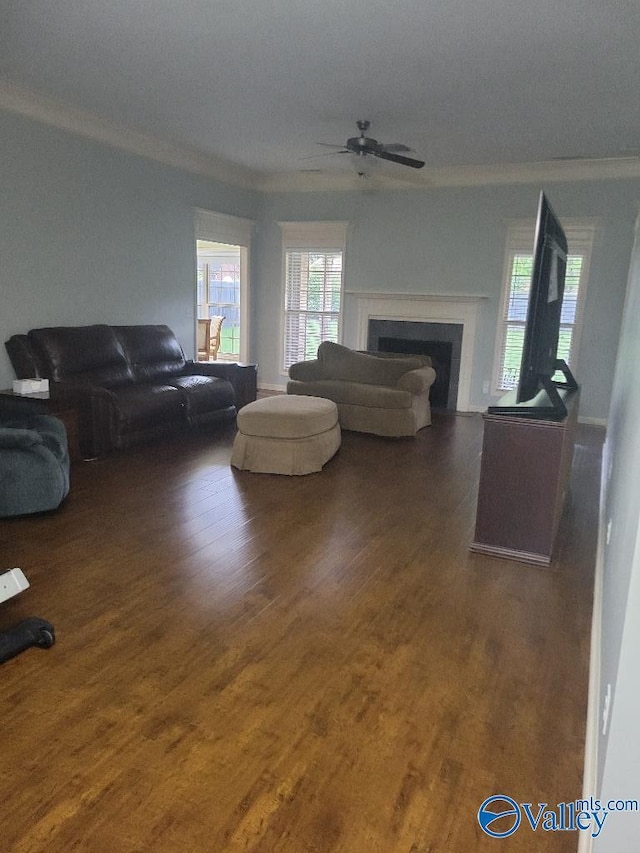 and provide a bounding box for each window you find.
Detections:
[194,208,254,363]
[279,221,348,371]
[493,218,597,394]
[196,242,242,359]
